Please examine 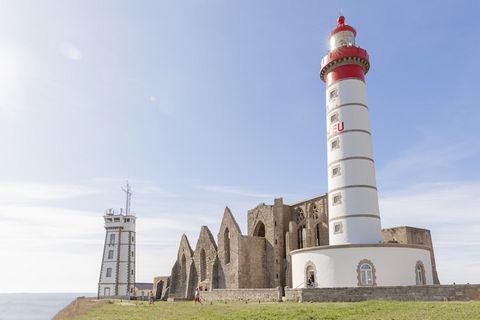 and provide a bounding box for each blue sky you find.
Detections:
[0,1,479,292]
